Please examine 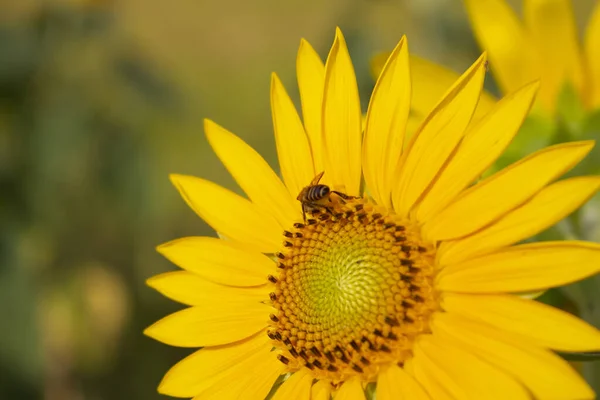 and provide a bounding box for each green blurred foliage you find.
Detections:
[1,0,600,399]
